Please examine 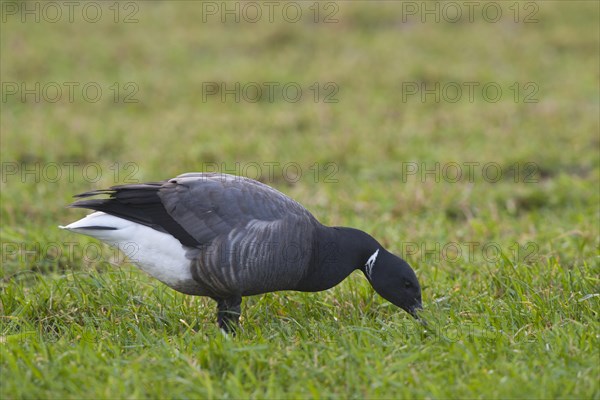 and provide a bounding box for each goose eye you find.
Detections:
[404,281,412,288]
